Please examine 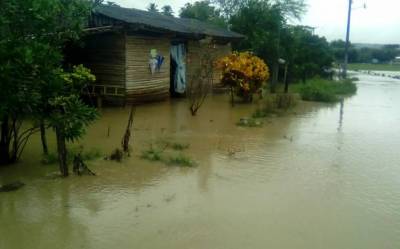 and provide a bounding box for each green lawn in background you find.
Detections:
[348,63,400,72]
